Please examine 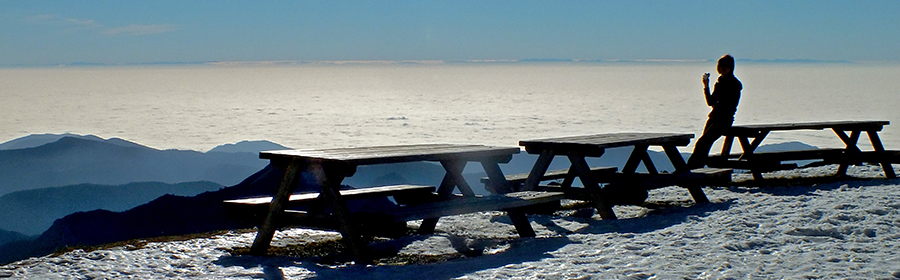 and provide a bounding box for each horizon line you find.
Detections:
[3,58,893,68]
